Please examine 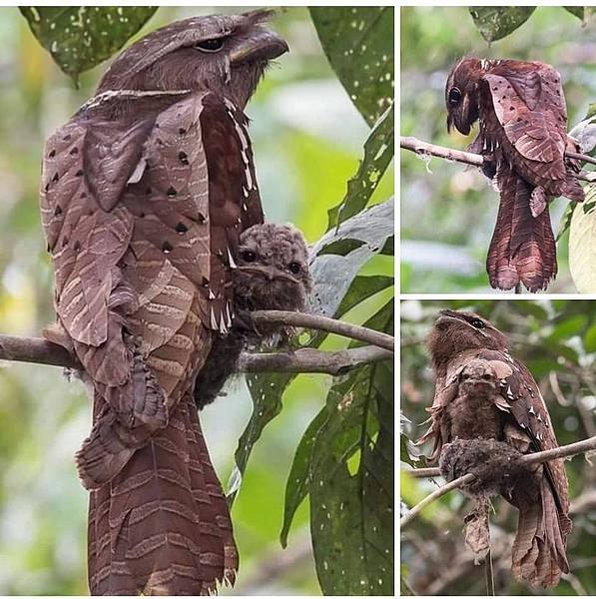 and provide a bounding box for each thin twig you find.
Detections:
[401,473,476,528]
[0,333,391,375]
[251,310,395,352]
[400,136,596,183]
[400,434,596,528]
[403,466,441,478]
[485,548,495,596]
